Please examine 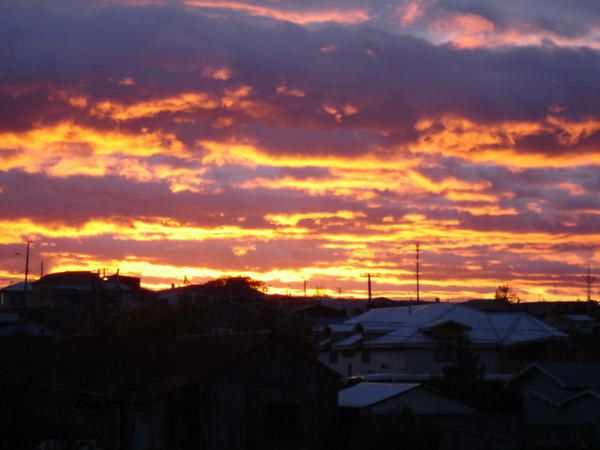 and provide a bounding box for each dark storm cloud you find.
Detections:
[0,1,599,150]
